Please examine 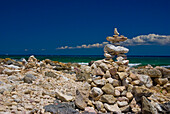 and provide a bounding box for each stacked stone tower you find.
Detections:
[104,28,129,65]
